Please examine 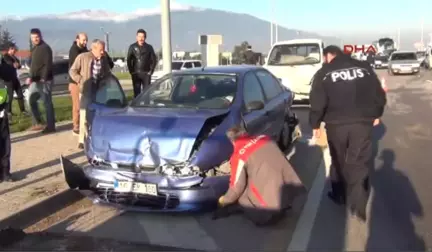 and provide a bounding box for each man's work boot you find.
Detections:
[78,143,84,150]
